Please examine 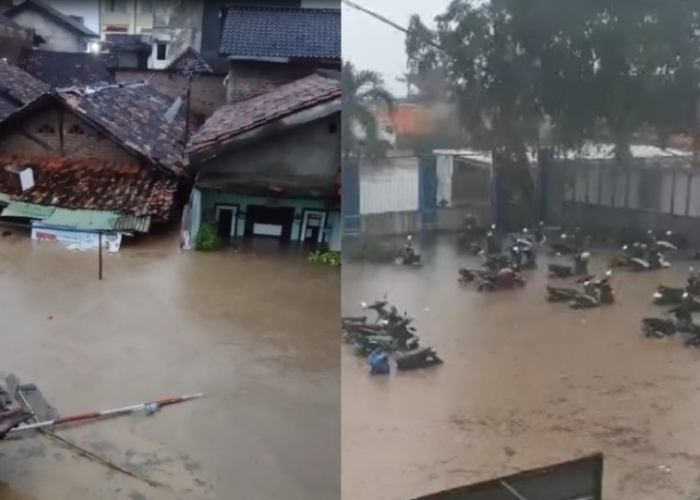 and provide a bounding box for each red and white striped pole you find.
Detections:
[10,393,204,434]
